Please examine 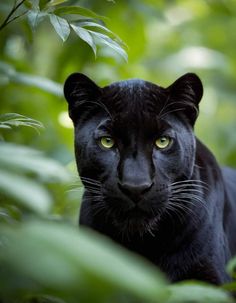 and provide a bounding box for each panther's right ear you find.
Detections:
[64,73,101,122]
